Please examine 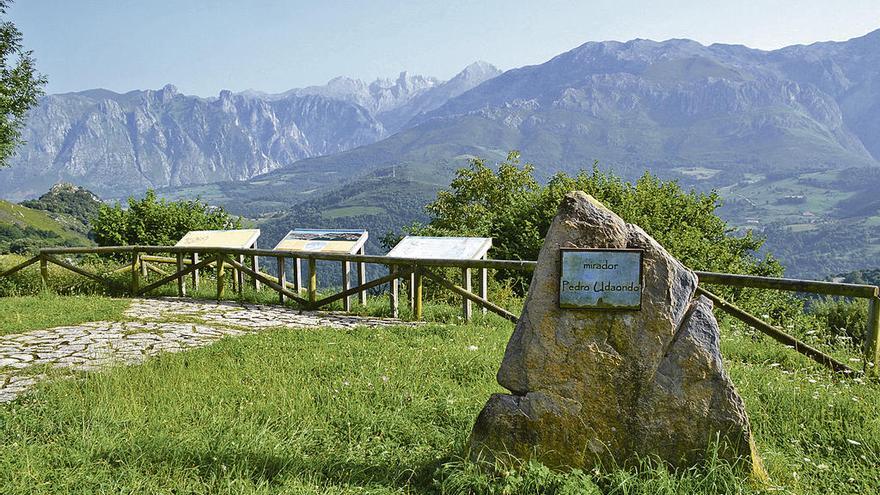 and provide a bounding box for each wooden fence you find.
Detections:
[1,245,878,377]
